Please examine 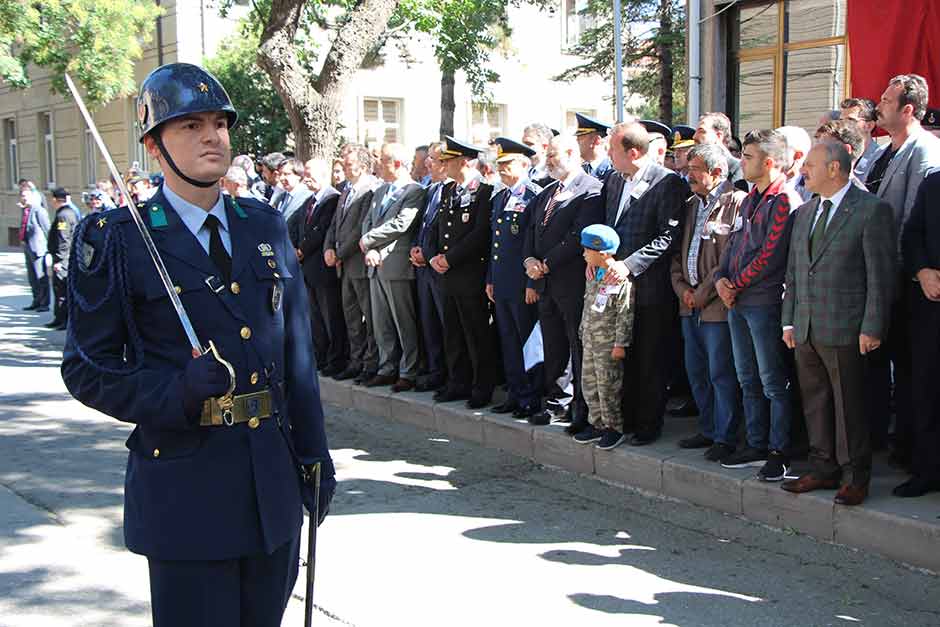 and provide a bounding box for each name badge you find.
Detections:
[591,292,609,313]
[631,181,650,199]
[271,282,283,313]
